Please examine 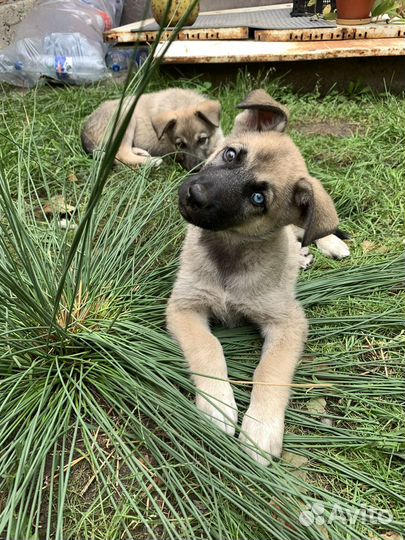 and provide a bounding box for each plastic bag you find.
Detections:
[0,0,123,87]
